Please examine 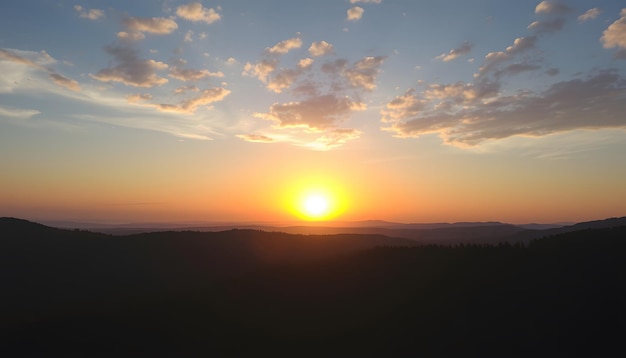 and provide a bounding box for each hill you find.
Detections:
[1,217,625,357]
